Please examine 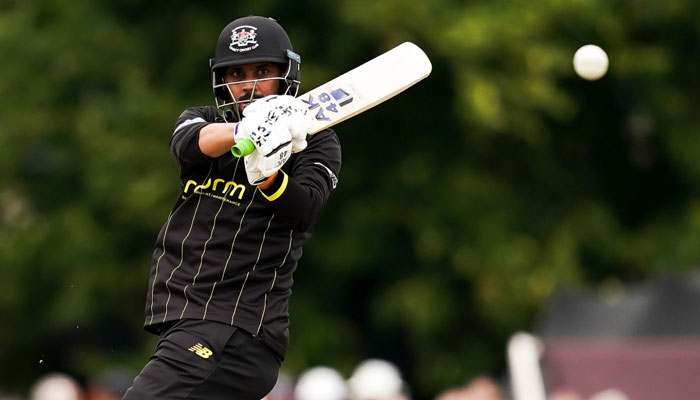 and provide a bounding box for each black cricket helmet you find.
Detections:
[210,16,301,120]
